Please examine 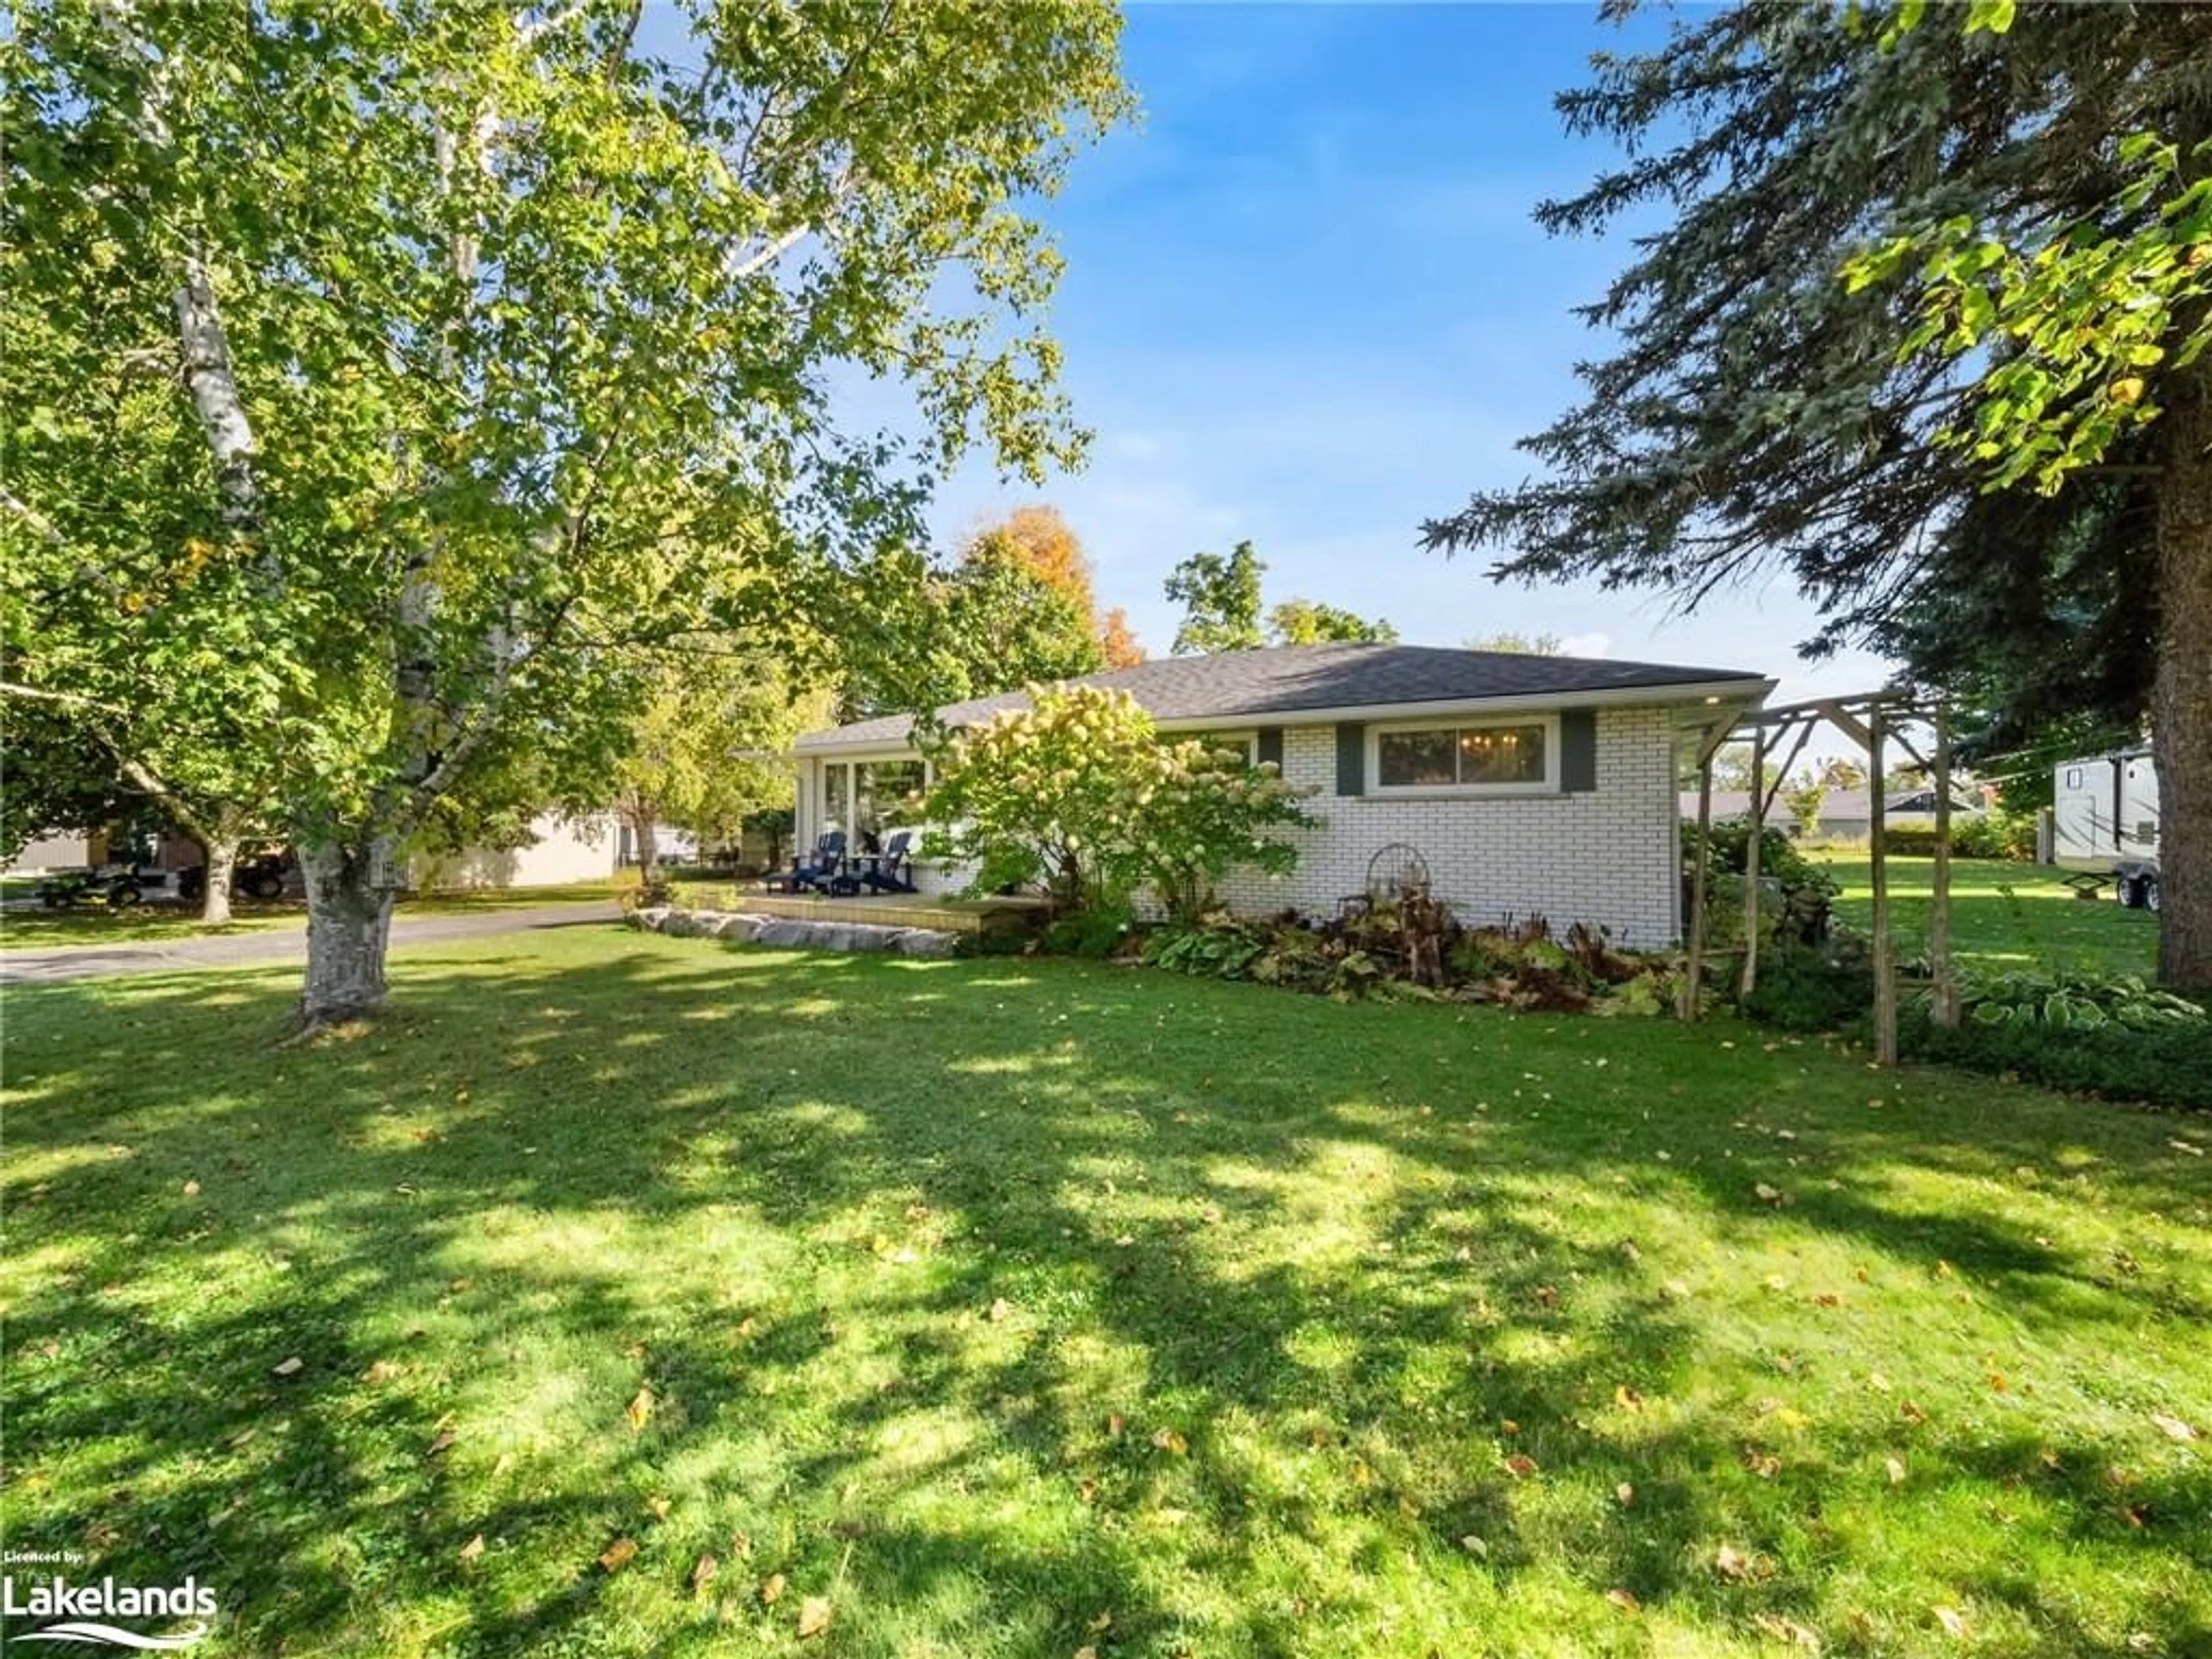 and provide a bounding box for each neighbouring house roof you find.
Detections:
[798,643,1770,753]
